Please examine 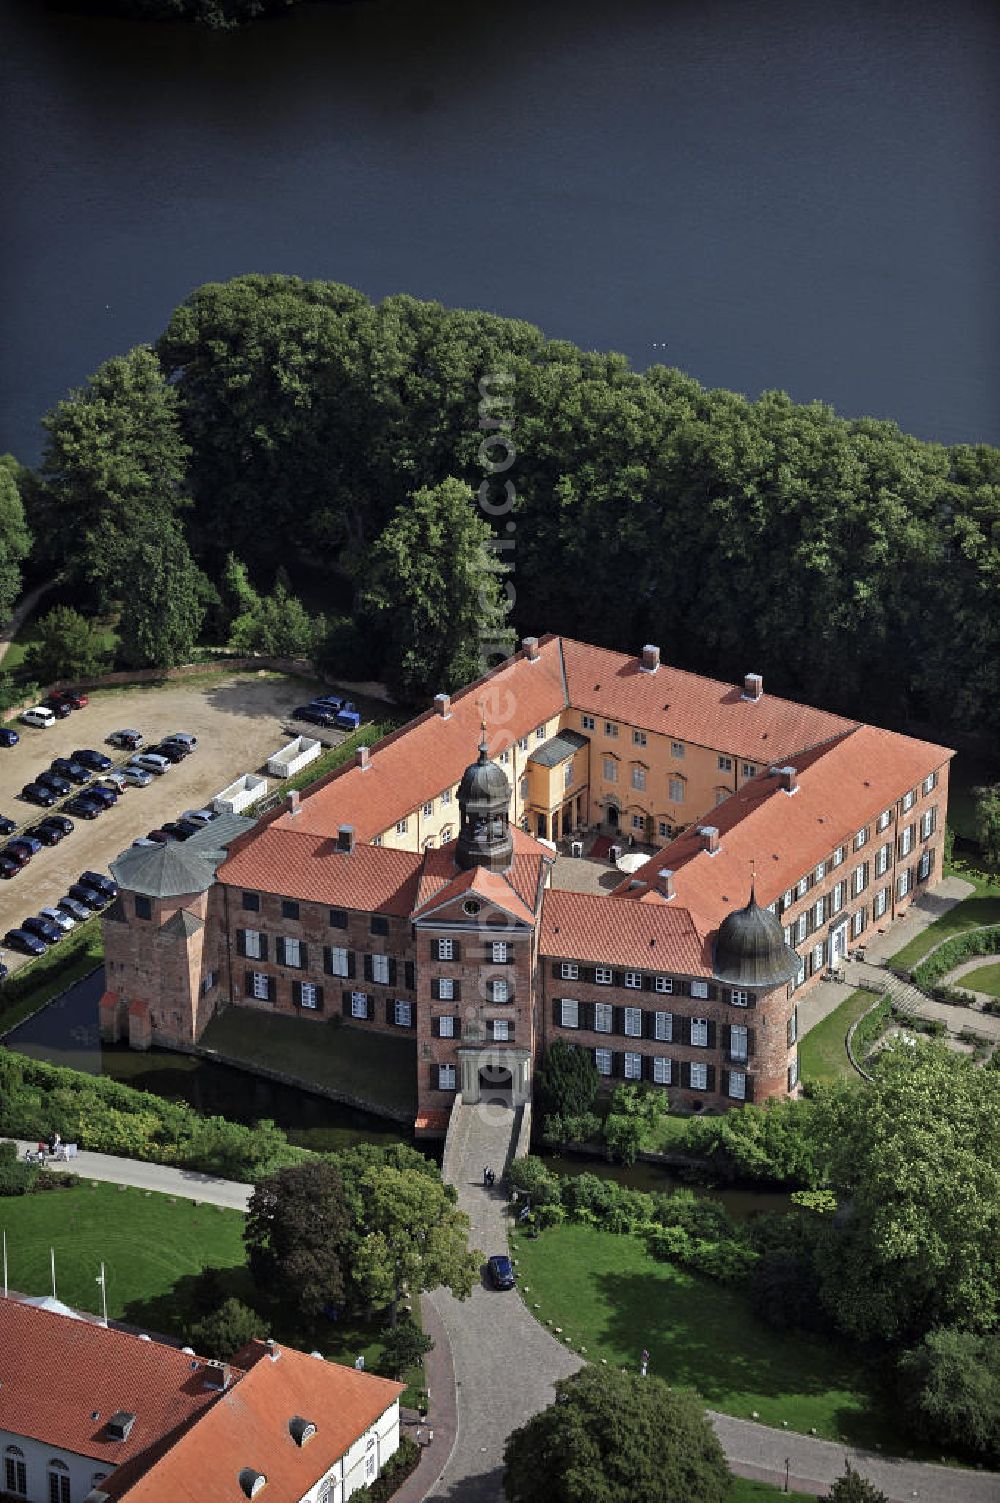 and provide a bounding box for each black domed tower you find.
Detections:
[455,724,514,873]
[712,884,800,988]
